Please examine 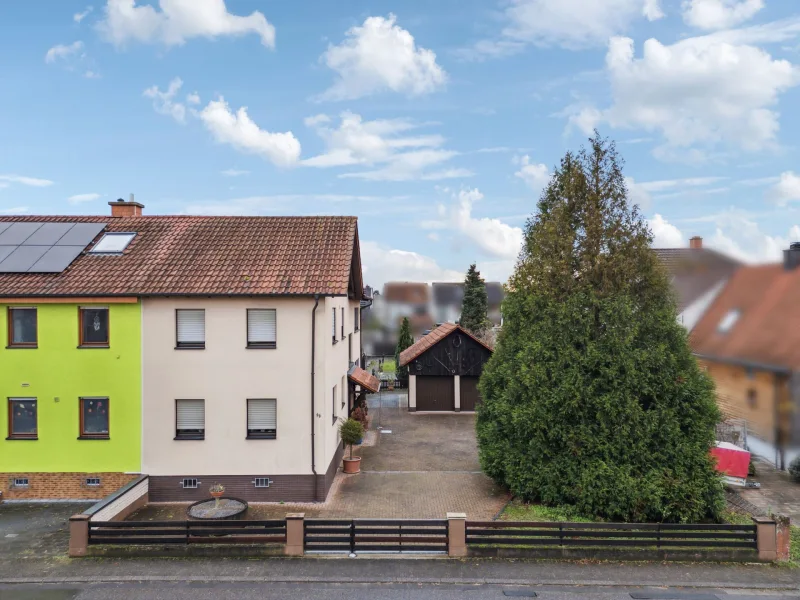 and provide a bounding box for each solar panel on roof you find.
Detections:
[23,222,75,246]
[56,222,106,246]
[0,245,49,272]
[29,245,85,273]
[0,222,43,245]
[0,246,15,264]
[0,223,12,235]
